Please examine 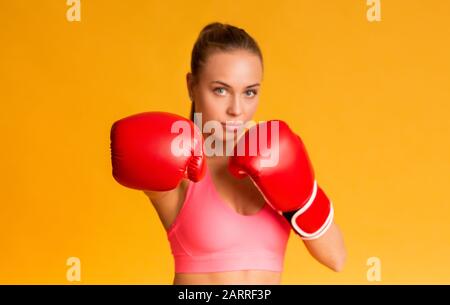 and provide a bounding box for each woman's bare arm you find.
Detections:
[302,222,347,272]
[143,180,189,231]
